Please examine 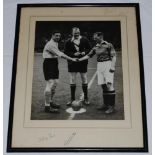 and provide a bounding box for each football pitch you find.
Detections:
[31,52,124,120]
